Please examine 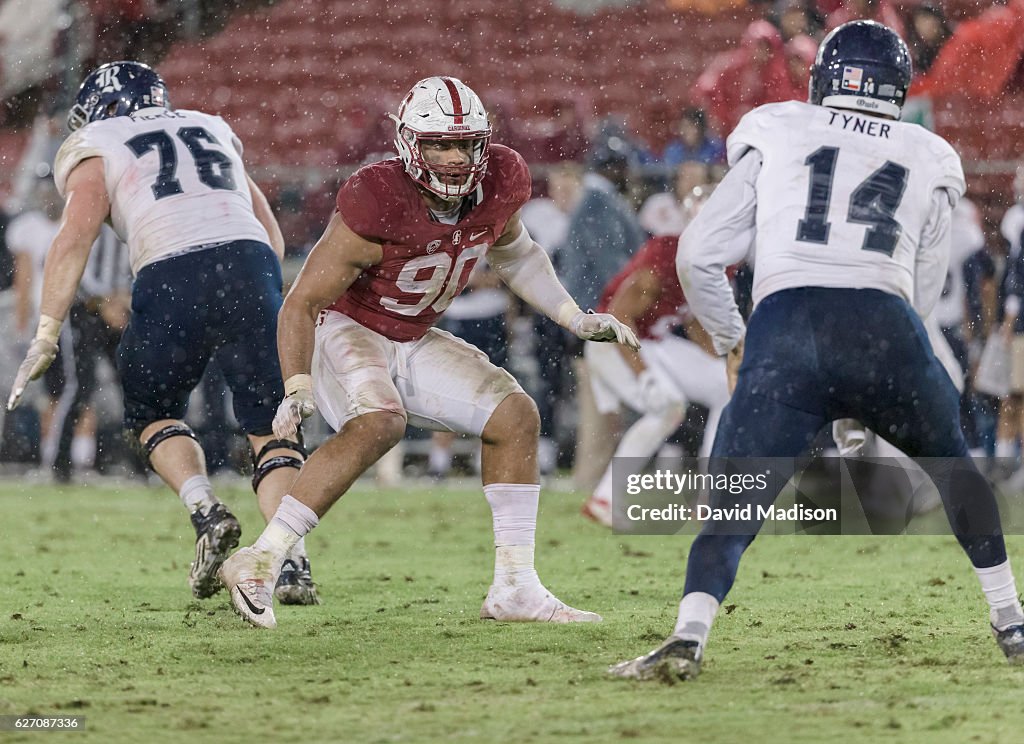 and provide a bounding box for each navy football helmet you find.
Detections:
[67,61,170,132]
[809,20,912,119]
